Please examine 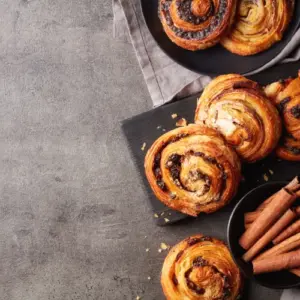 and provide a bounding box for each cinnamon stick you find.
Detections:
[244,211,261,224]
[273,219,300,244]
[256,195,275,211]
[239,188,297,250]
[253,249,300,274]
[255,232,300,261]
[245,206,300,227]
[242,209,297,262]
[295,207,300,215]
[290,268,300,277]
[256,176,300,211]
[245,223,251,230]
